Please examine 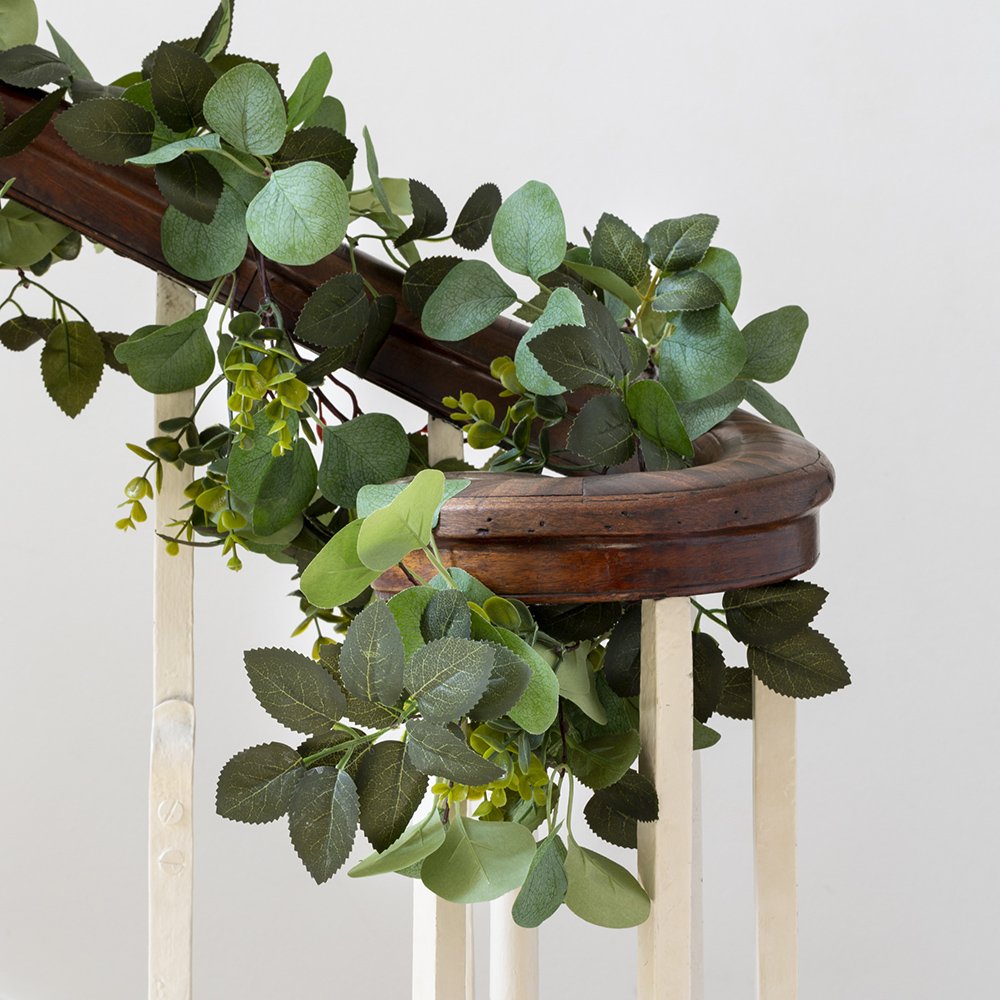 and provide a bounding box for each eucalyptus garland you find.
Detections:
[0,0,849,927]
